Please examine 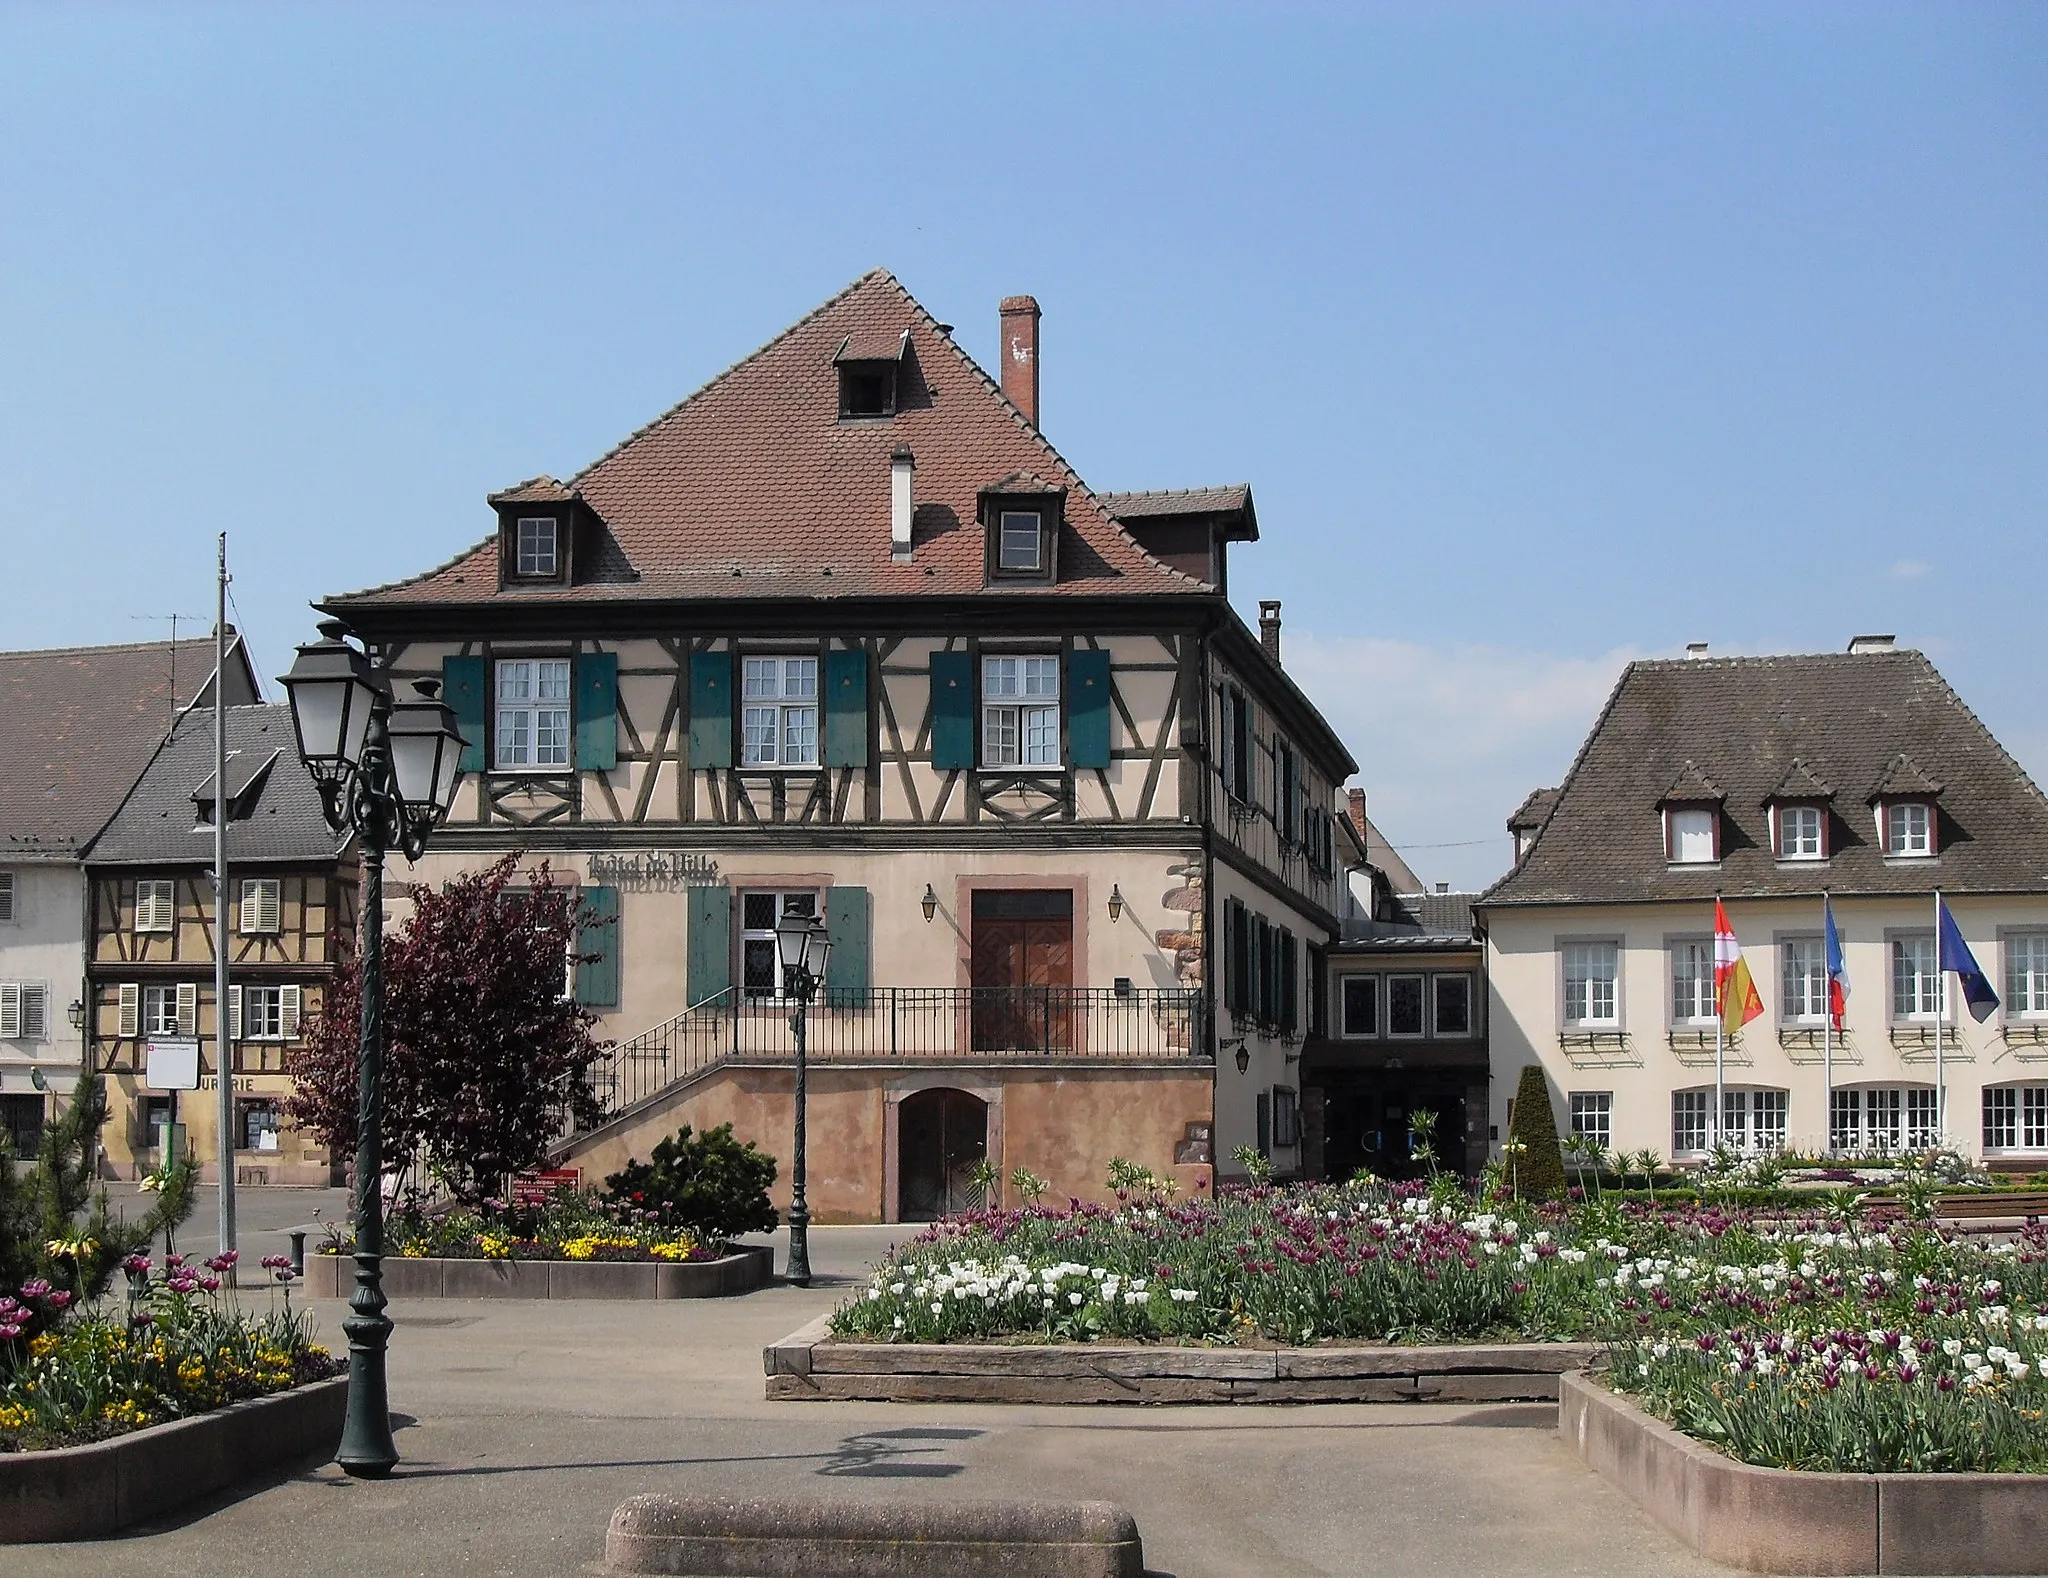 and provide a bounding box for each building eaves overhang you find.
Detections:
[1210,611,1357,781]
